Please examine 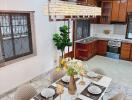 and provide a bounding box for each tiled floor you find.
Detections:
[85,55,132,88]
[1,55,132,100]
